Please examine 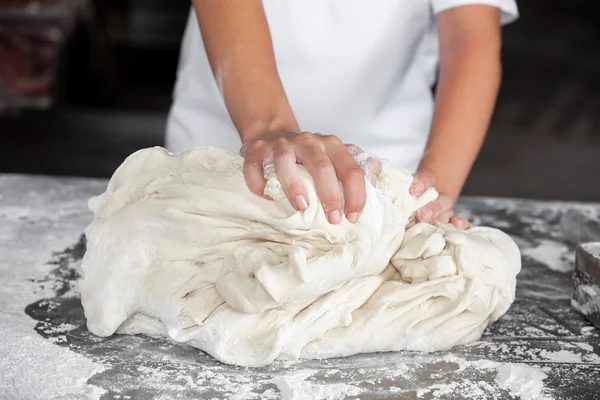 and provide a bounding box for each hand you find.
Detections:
[409,169,470,230]
[240,131,381,224]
